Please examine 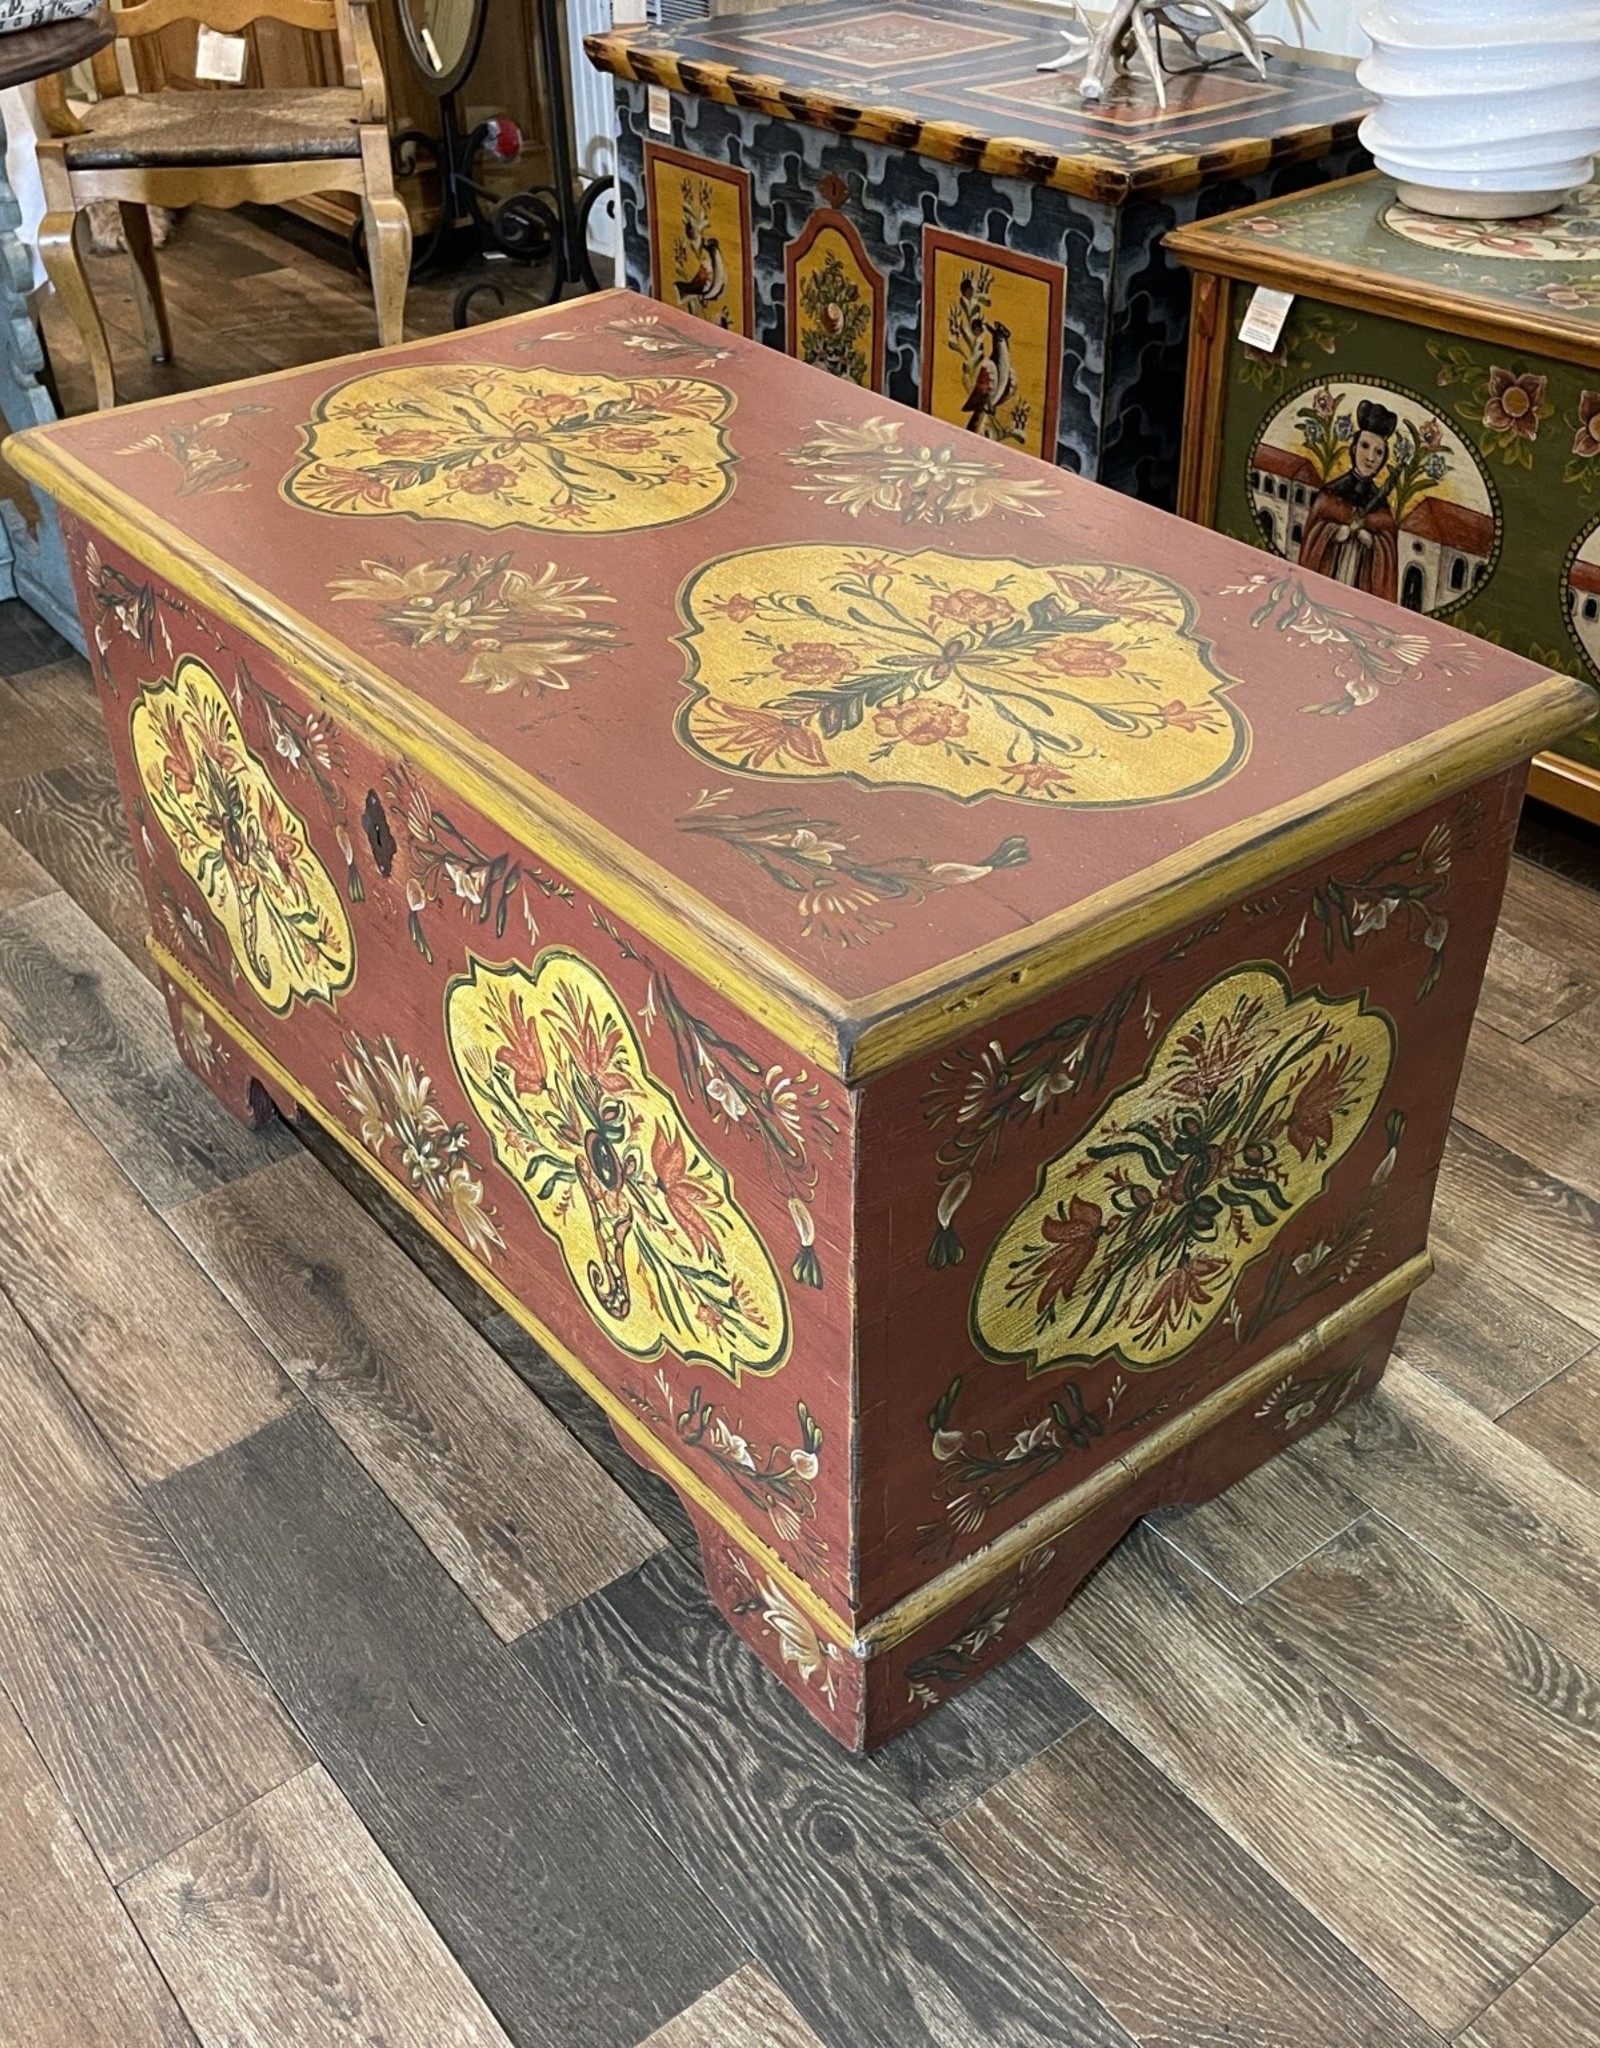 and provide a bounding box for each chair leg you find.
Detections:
[38,208,116,410]
[119,204,173,365]
[362,192,411,348]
